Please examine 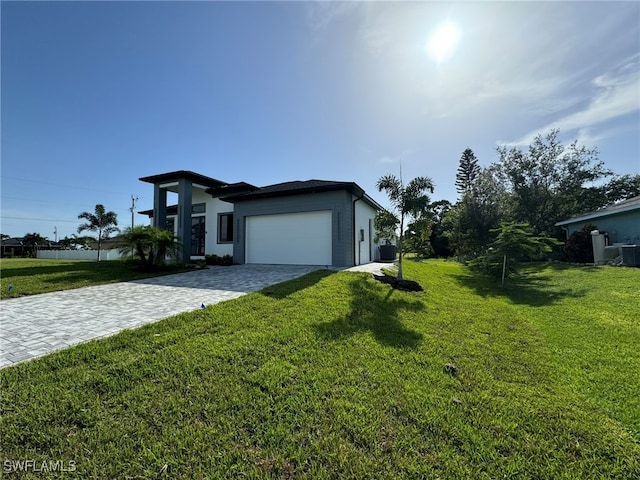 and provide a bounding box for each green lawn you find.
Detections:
[0,258,194,299]
[1,260,638,478]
